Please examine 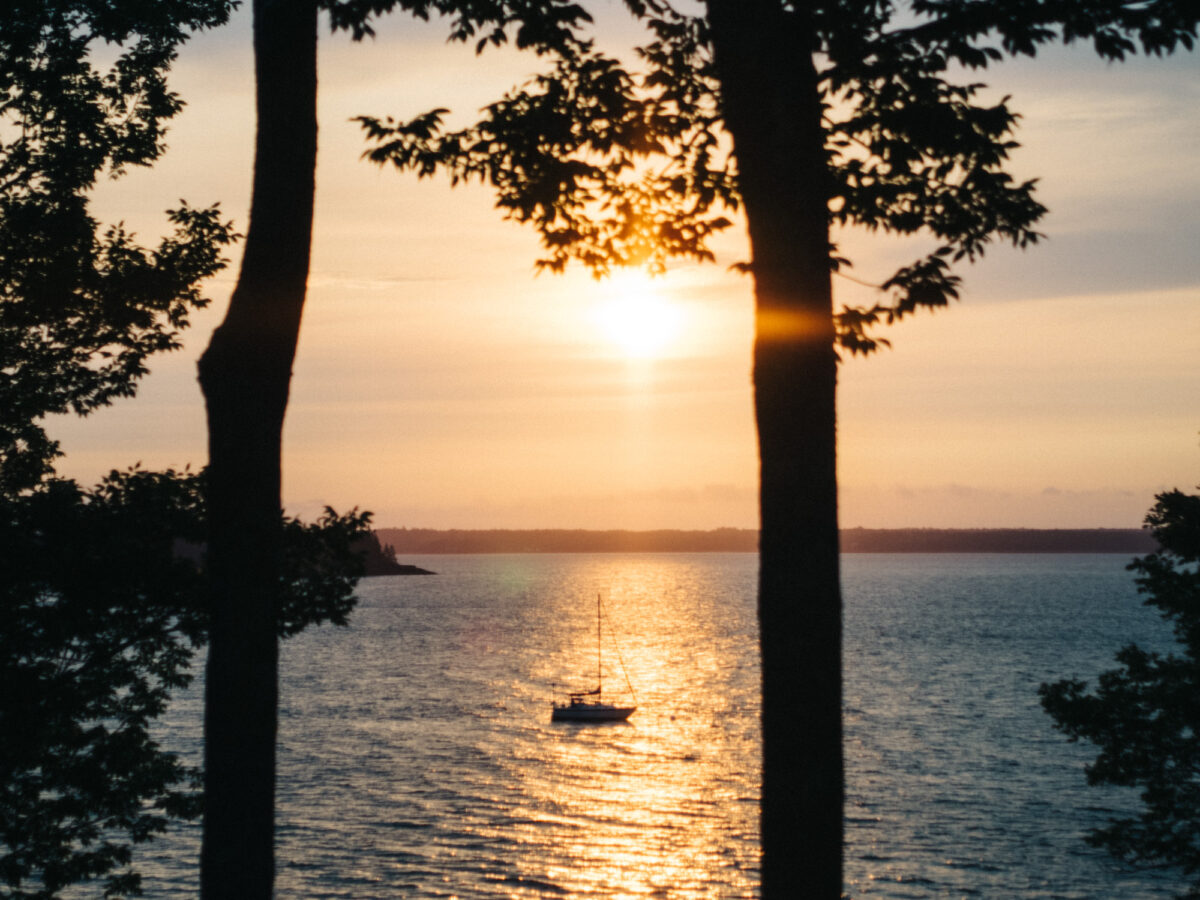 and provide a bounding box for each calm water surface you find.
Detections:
[143,553,1178,898]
